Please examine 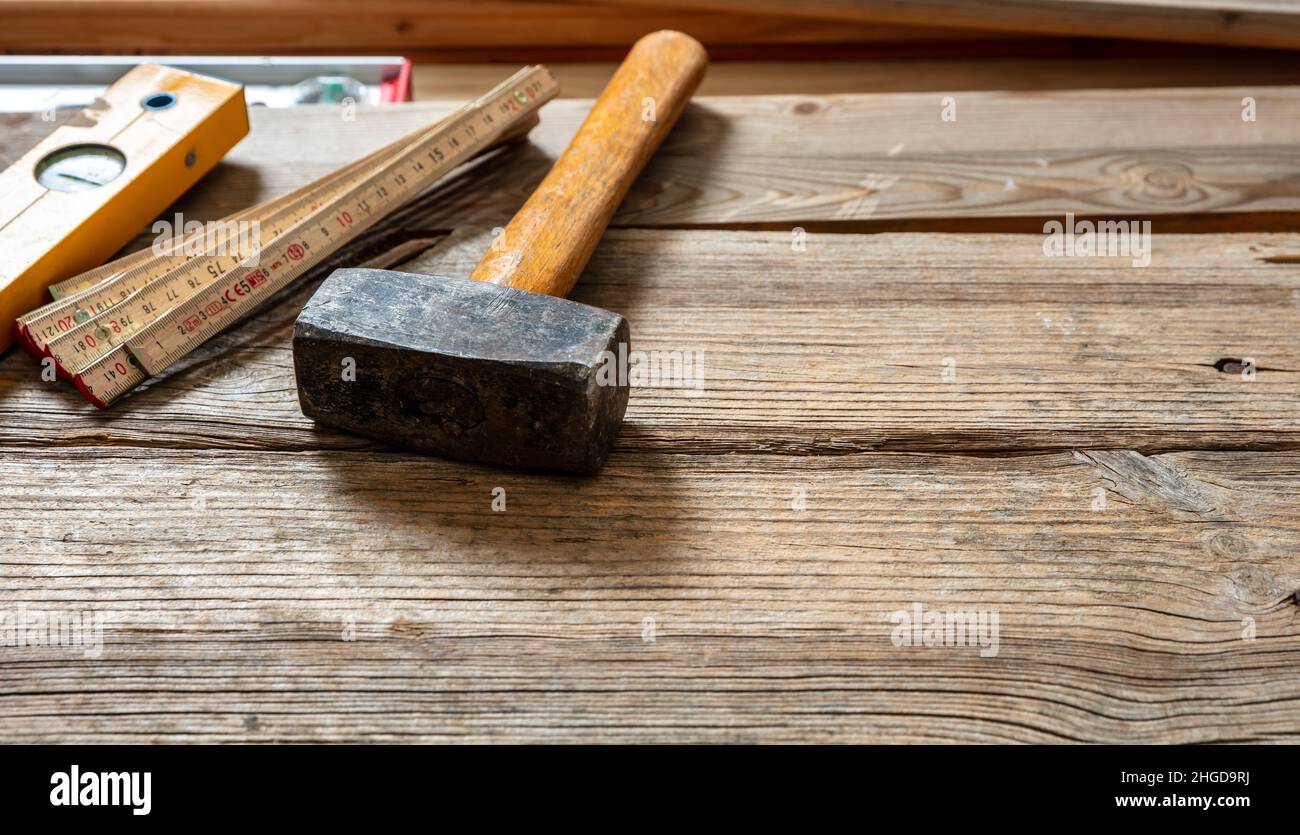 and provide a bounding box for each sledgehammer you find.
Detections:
[291,31,708,472]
